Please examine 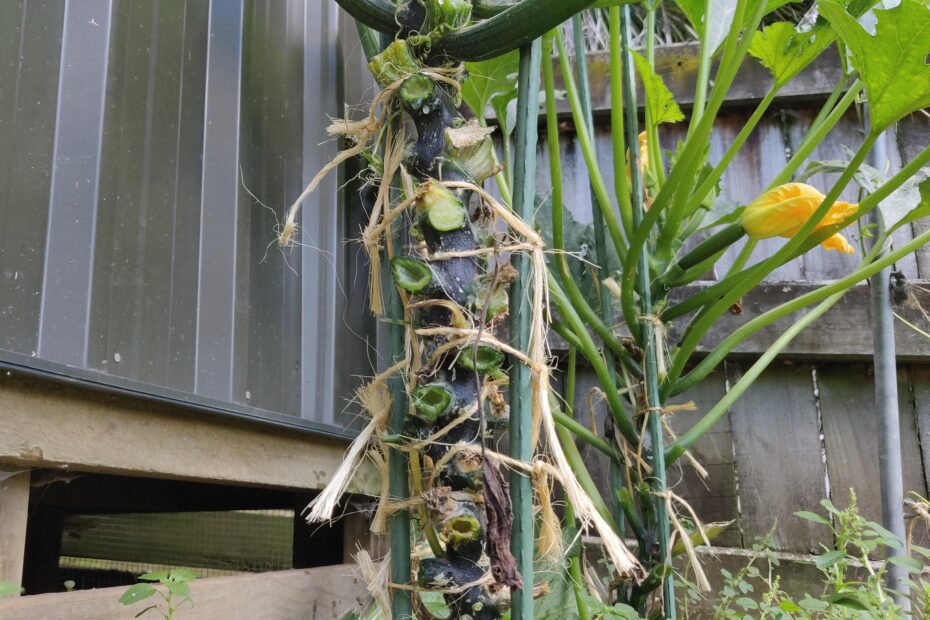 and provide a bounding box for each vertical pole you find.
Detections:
[509,39,542,620]
[572,13,626,531]
[618,6,675,617]
[0,470,30,593]
[868,132,910,610]
[362,24,414,620]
